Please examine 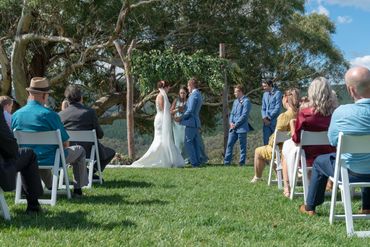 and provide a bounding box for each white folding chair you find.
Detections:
[66,130,103,188]
[290,131,330,204]
[13,130,71,206]
[267,130,290,189]
[329,132,370,237]
[0,187,10,220]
